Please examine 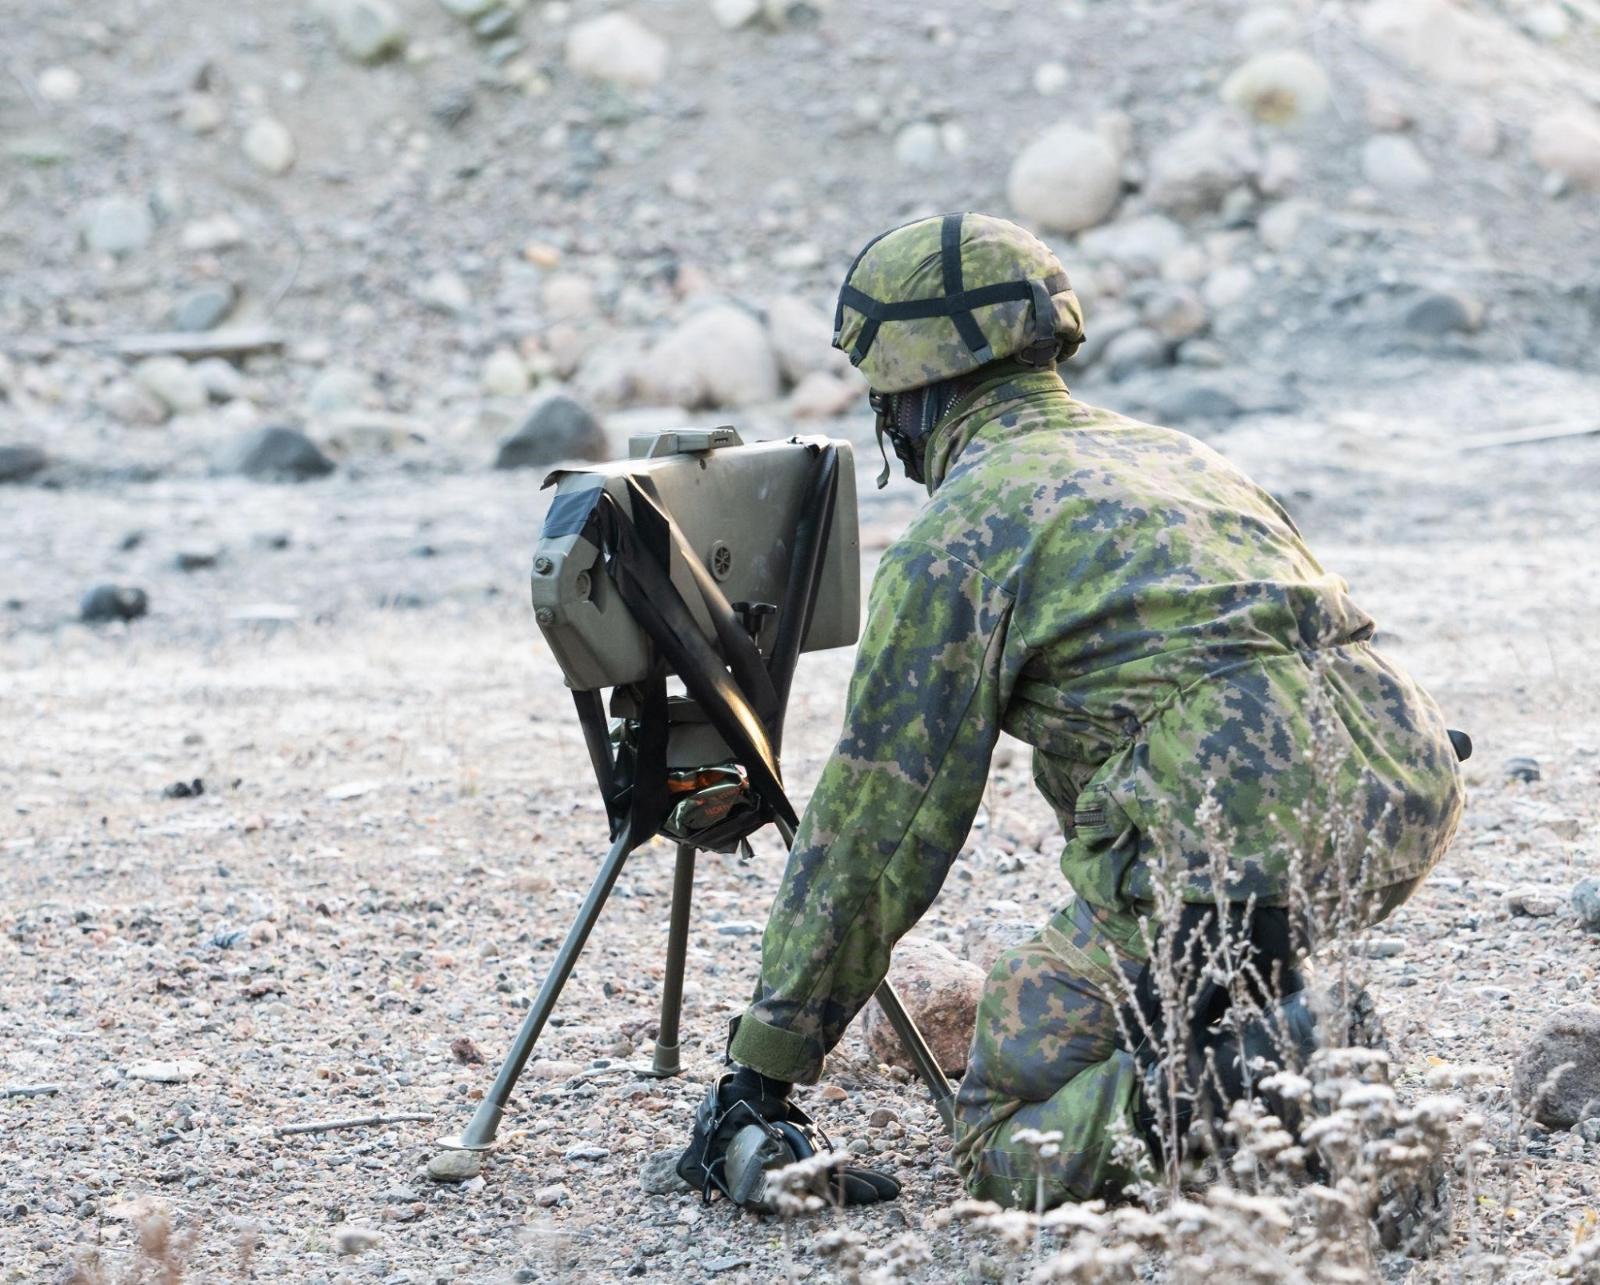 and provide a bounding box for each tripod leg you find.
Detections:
[439,829,635,1151]
[874,979,956,1135]
[771,815,957,1135]
[648,843,697,1077]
